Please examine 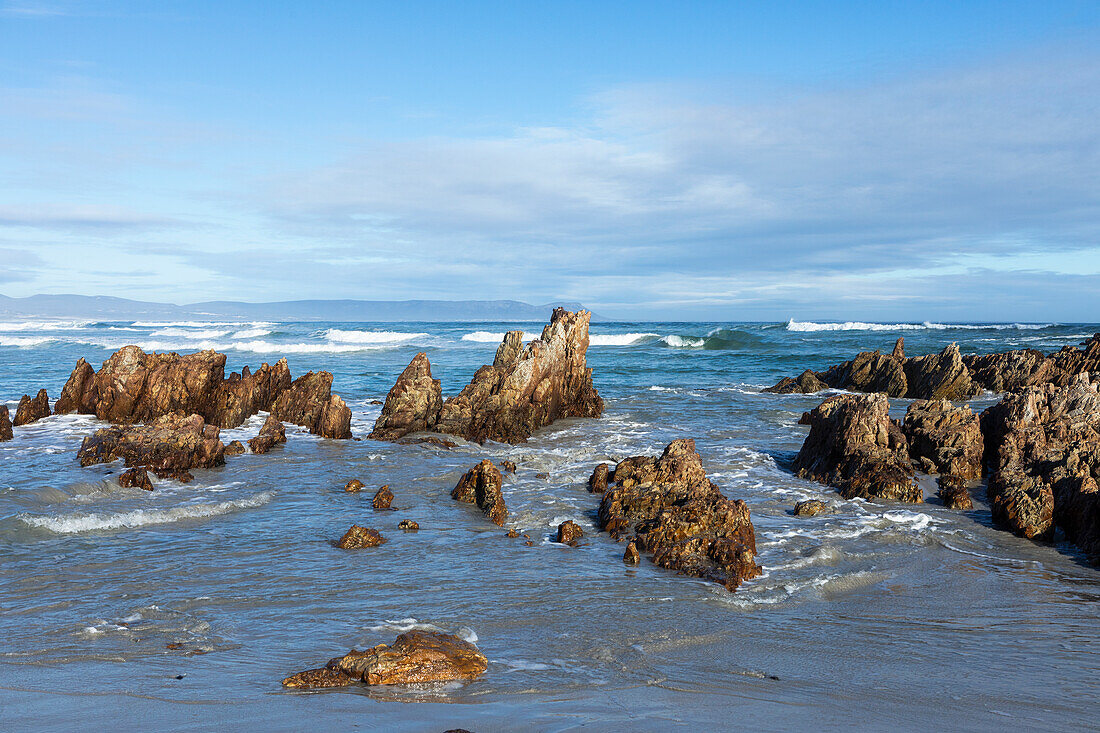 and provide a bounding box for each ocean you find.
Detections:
[1,318,1097,731]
